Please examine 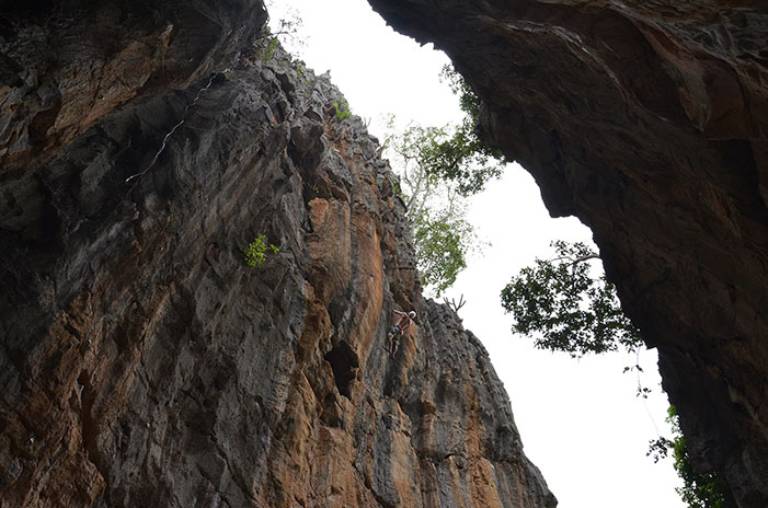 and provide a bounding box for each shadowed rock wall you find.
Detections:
[0,2,555,506]
[365,0,768,505]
